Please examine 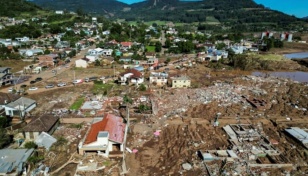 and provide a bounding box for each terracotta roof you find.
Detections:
[0,92,20,105]
[120,42,132,47]
[120,69,142,78]
[84,114,125,144]
[23,114,59,132]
